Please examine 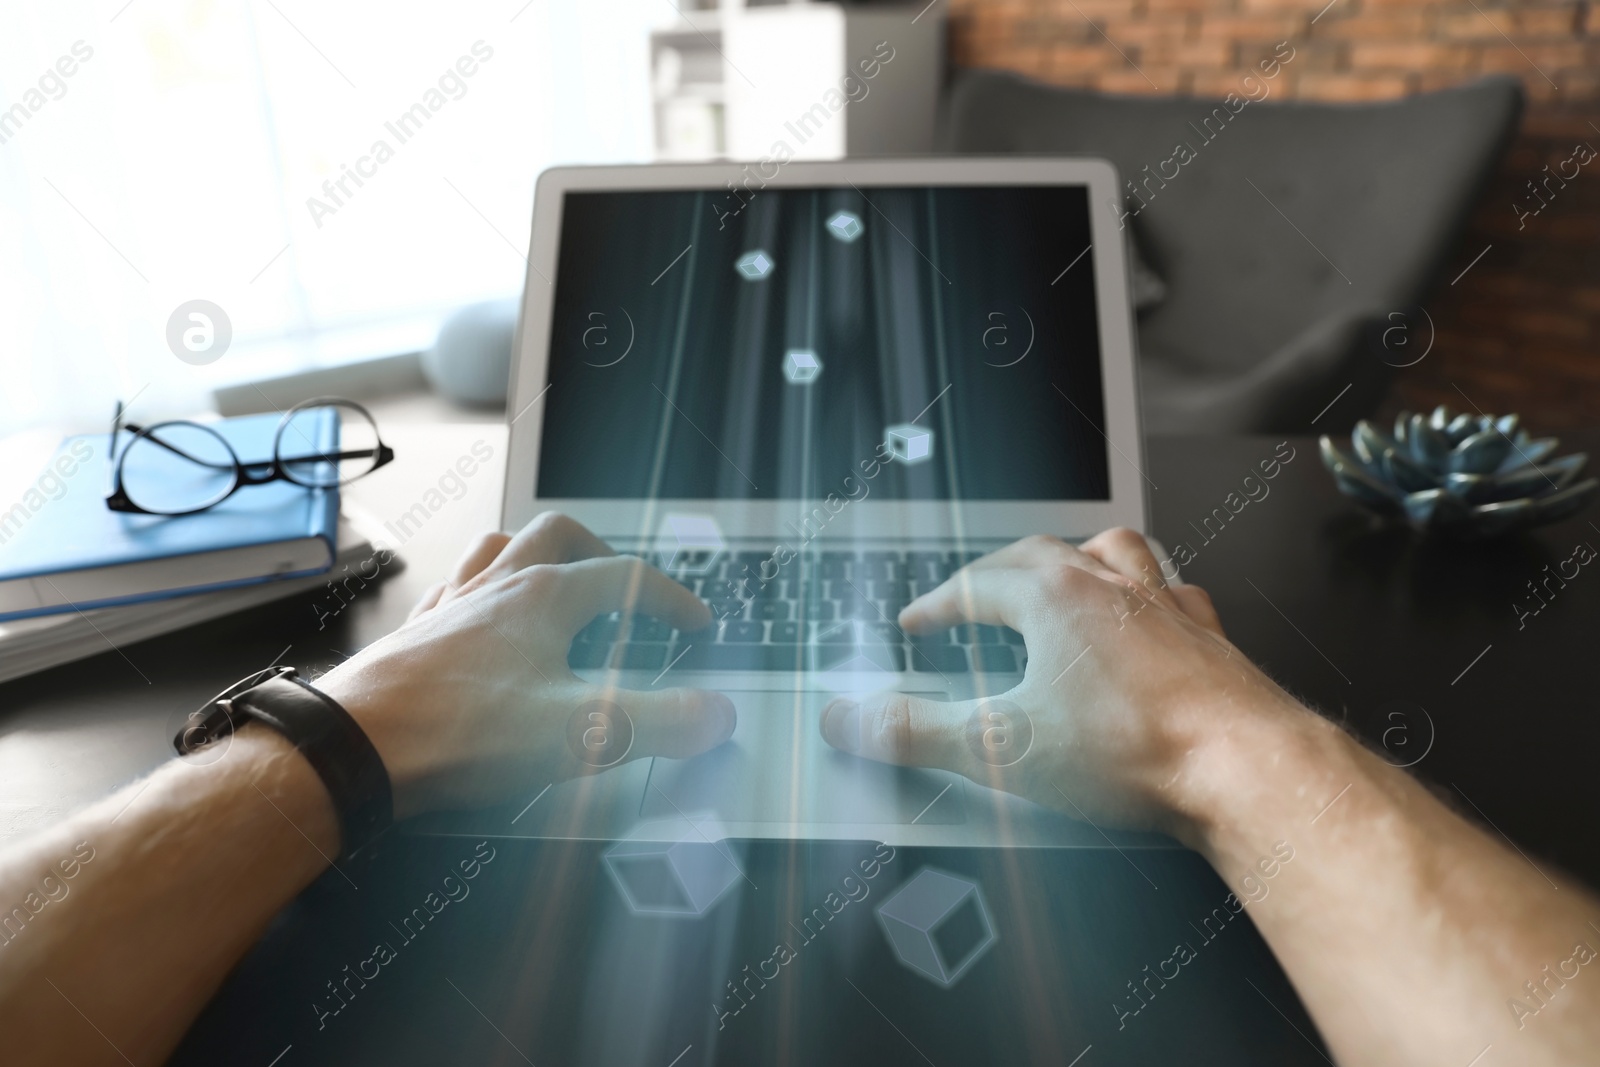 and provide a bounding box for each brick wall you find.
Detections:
[947,0,1600,430]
